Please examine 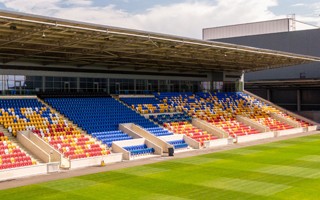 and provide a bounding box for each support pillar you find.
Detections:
[42,76,46,92]
[107,78,110,94]
[297,89,301,112]
[267,88,271,101]
[76,77,80,92]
